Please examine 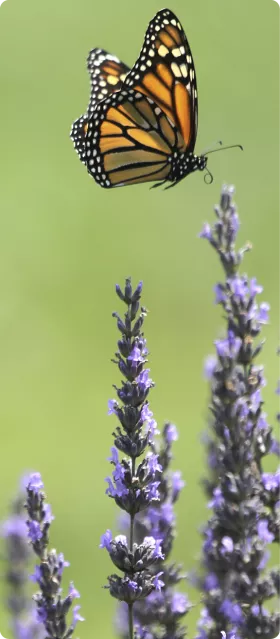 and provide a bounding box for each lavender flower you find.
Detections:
[134,422,190,639]
[196,186,280,639]
[116,422,190,639]
[102,279,165,639]
[1,478,43,639]
[25,472,84,639]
